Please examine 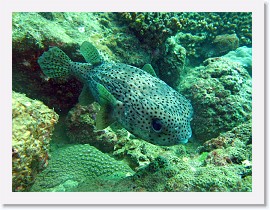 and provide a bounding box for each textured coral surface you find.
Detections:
[12,91,59,191]
[179,57,252,141]
[30,144,134,192]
